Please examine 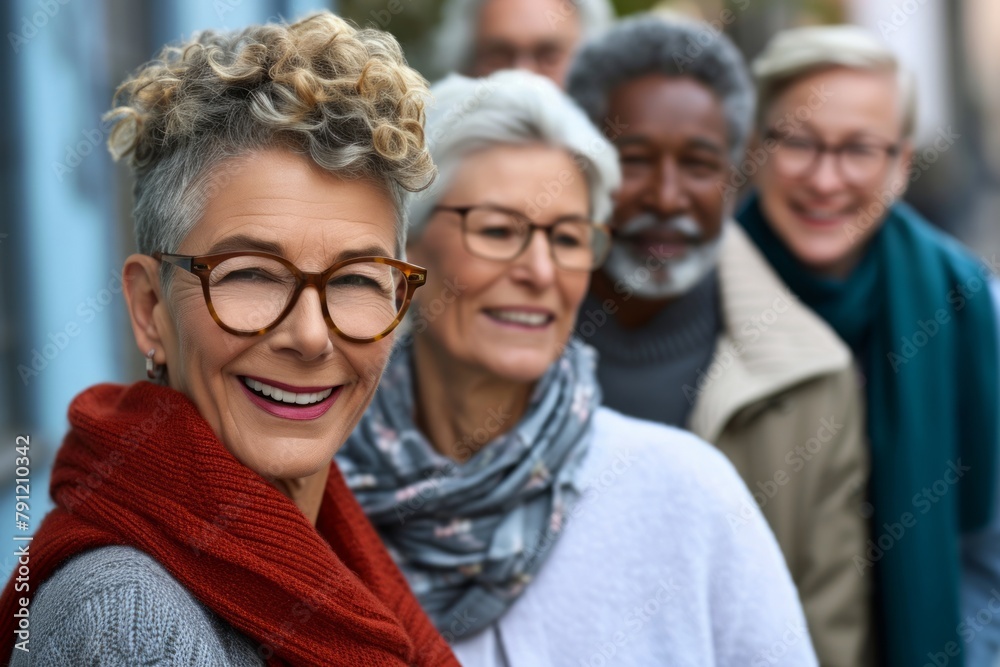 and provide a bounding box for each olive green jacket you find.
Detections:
[688,223,873,667]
